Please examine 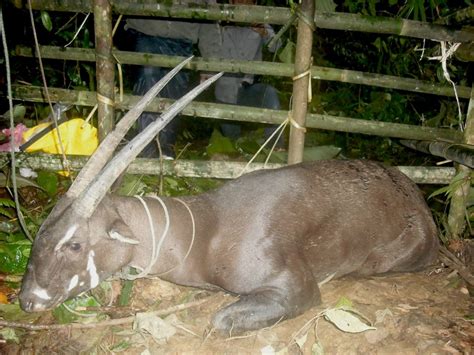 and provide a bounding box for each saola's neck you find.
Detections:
[114,194,208,280]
